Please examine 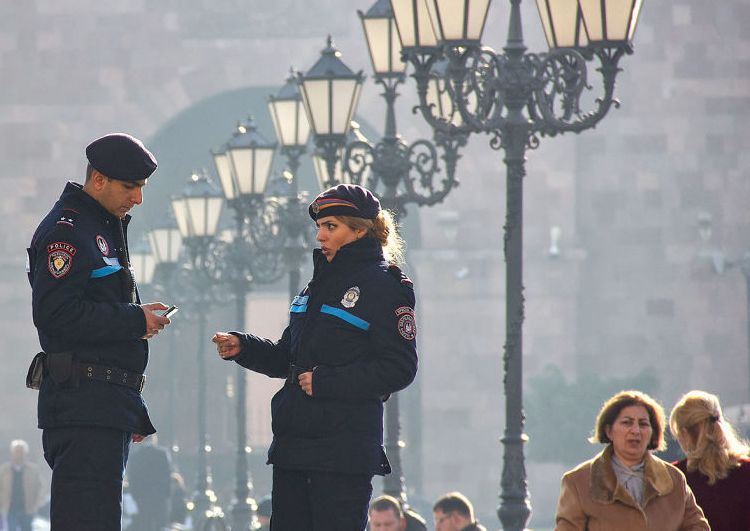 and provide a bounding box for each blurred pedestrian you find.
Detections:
[125,435,172,531]
[670,390,750,531]
[256,494,271,531]
[168,472,188,527]
[432,492,485,531]
[212,184,418,531]
[0,440,44,531]
[555,390,709,530]
[368,495,406,530]
[27,133,171,530]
